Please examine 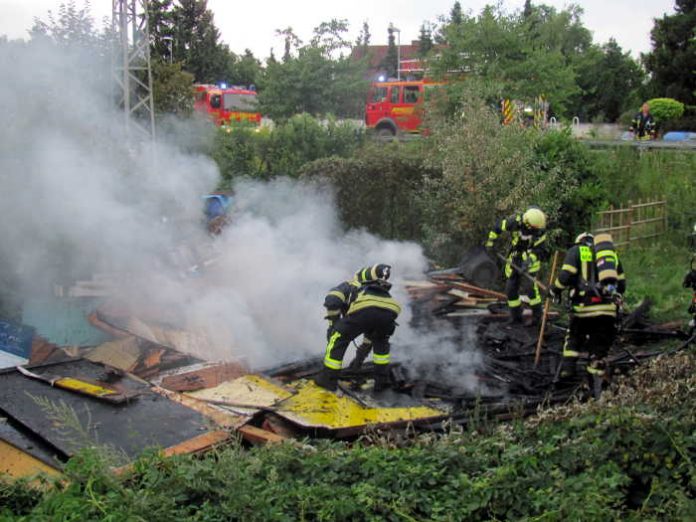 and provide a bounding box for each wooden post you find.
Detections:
[535,251,561,367]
